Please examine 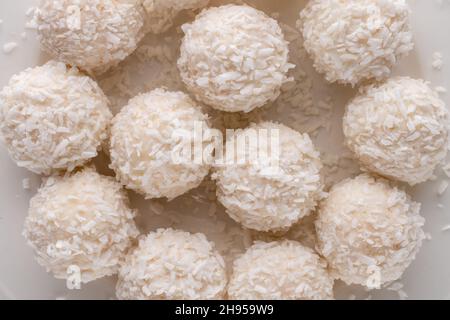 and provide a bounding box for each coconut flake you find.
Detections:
[432,52,444,70]
[142,0,209,34]
[22,178,31,190]
[437,180,449,196]
[3,42,18,54]
[435,86,447,95]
